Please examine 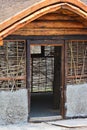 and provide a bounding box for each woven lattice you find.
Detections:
[66,40,87,84]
